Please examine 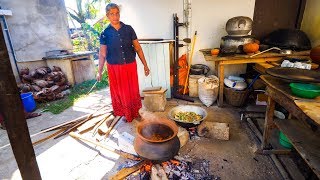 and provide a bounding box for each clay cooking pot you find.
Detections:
[134,118,180,162]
